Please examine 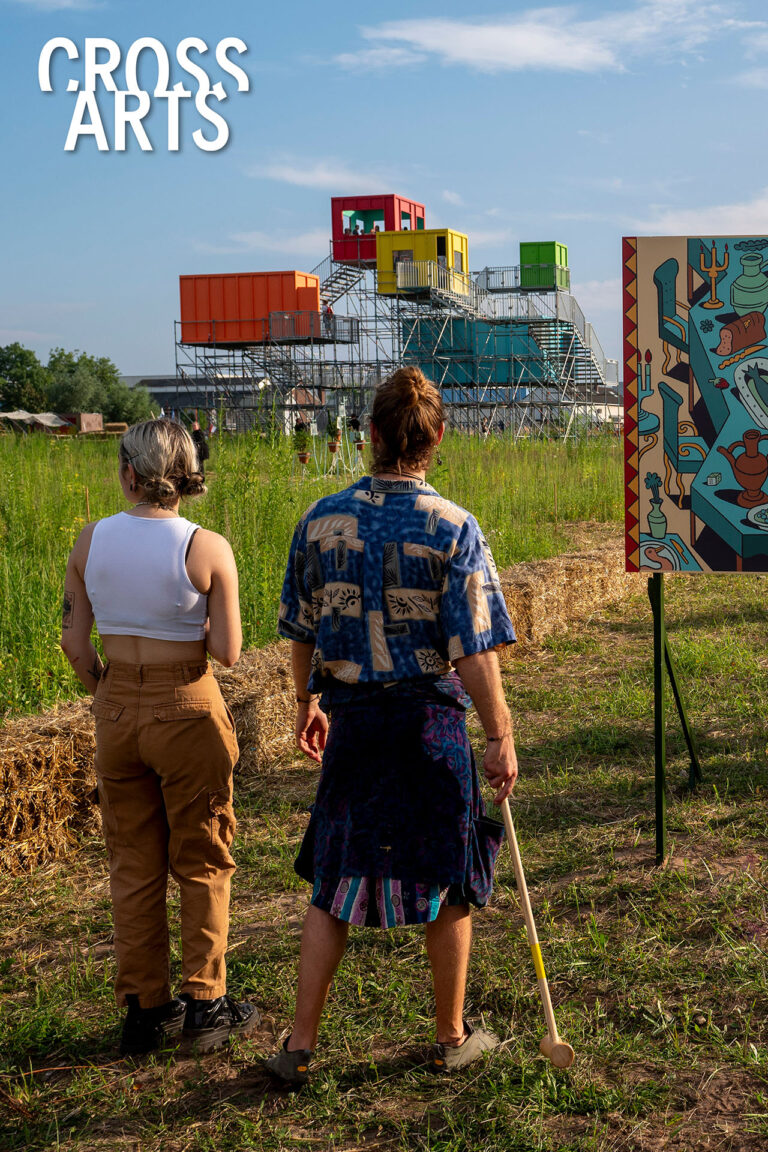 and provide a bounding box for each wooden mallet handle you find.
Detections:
[500,797,575,1069]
